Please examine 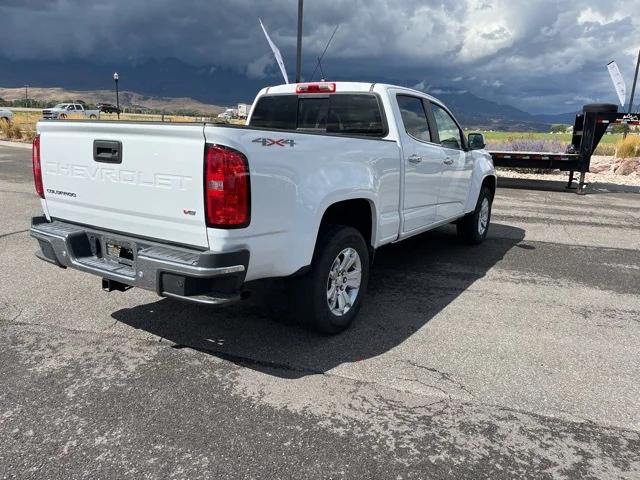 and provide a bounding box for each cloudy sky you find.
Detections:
[1,0,639,113]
